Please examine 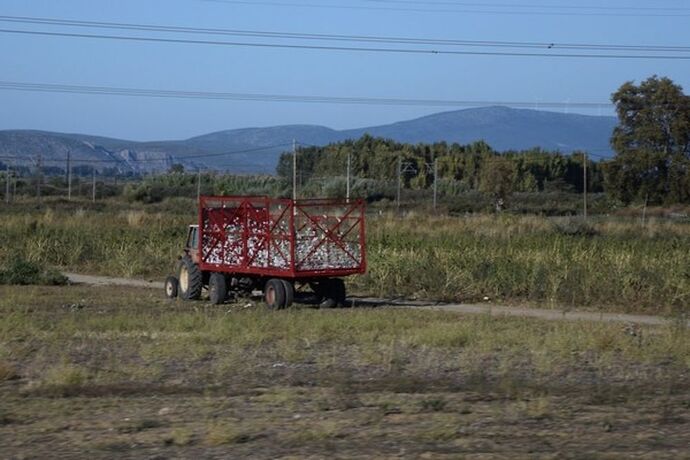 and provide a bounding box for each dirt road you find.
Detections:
[65,272,683,327]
